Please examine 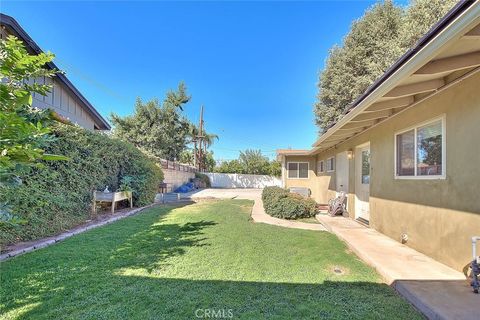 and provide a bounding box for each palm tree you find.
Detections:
[201,132,218,171]
[186,123,218,171]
